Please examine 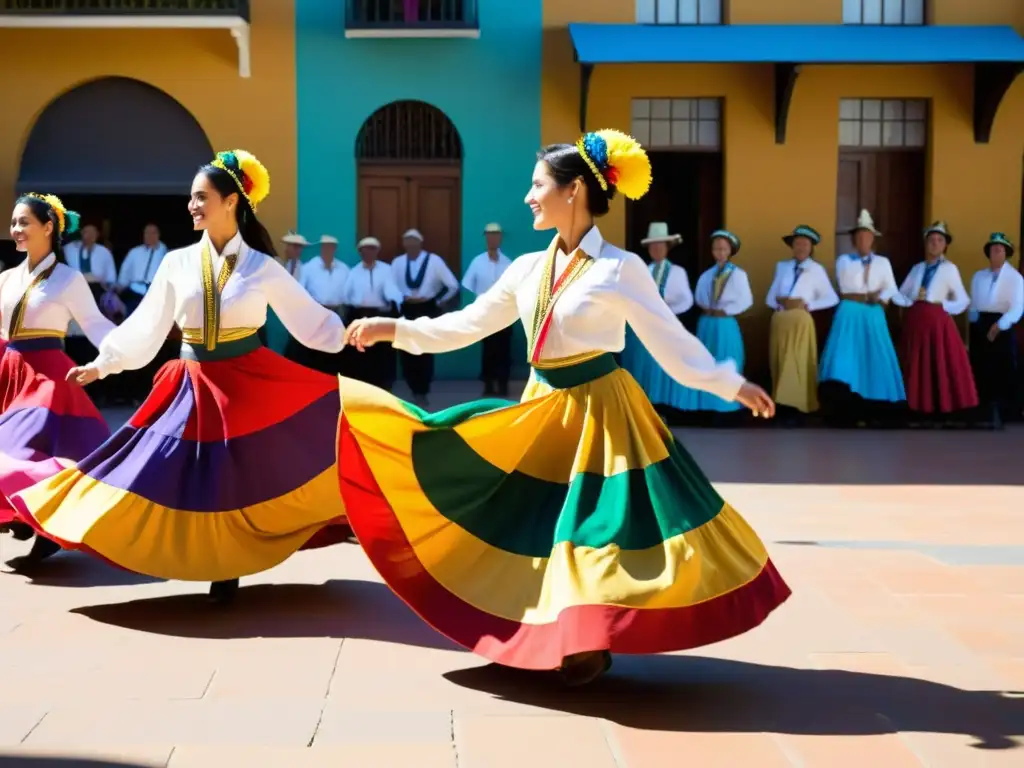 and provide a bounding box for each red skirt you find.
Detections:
[899,302,979,414]
[0,338,109,527]
[12,344,350,580]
